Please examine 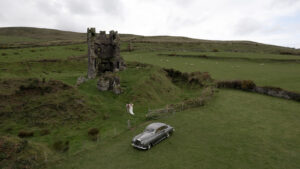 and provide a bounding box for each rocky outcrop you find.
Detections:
[253,86,300,101]
[97,73,122,94]
[216,80,300,102]
[76,76,88,86]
